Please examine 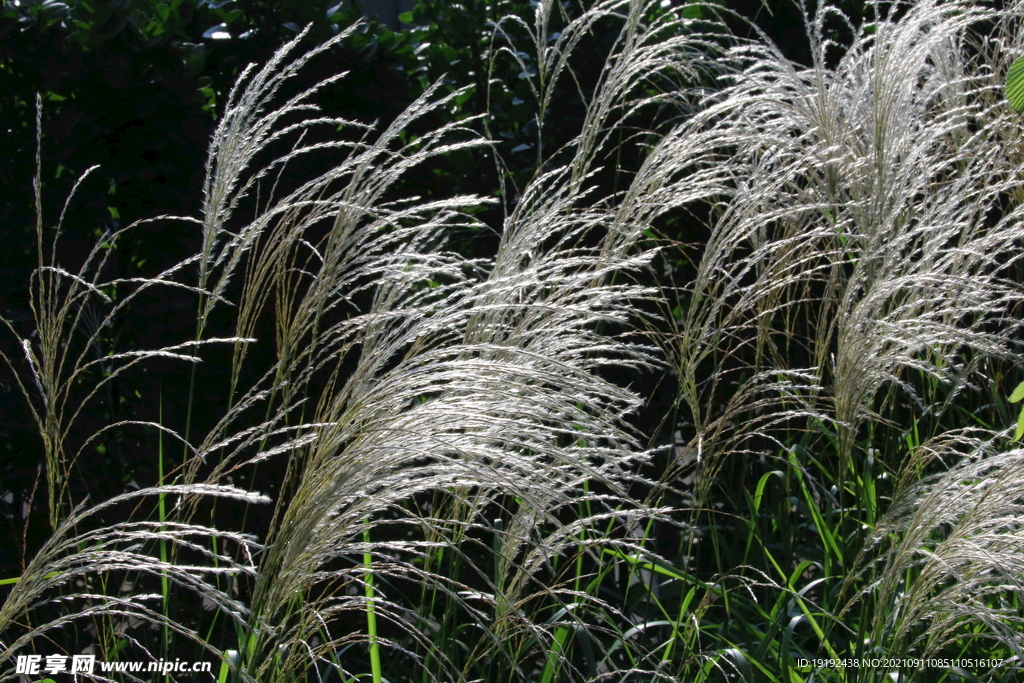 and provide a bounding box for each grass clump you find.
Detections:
[1,3,708,681]
[4,0,1024,681]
